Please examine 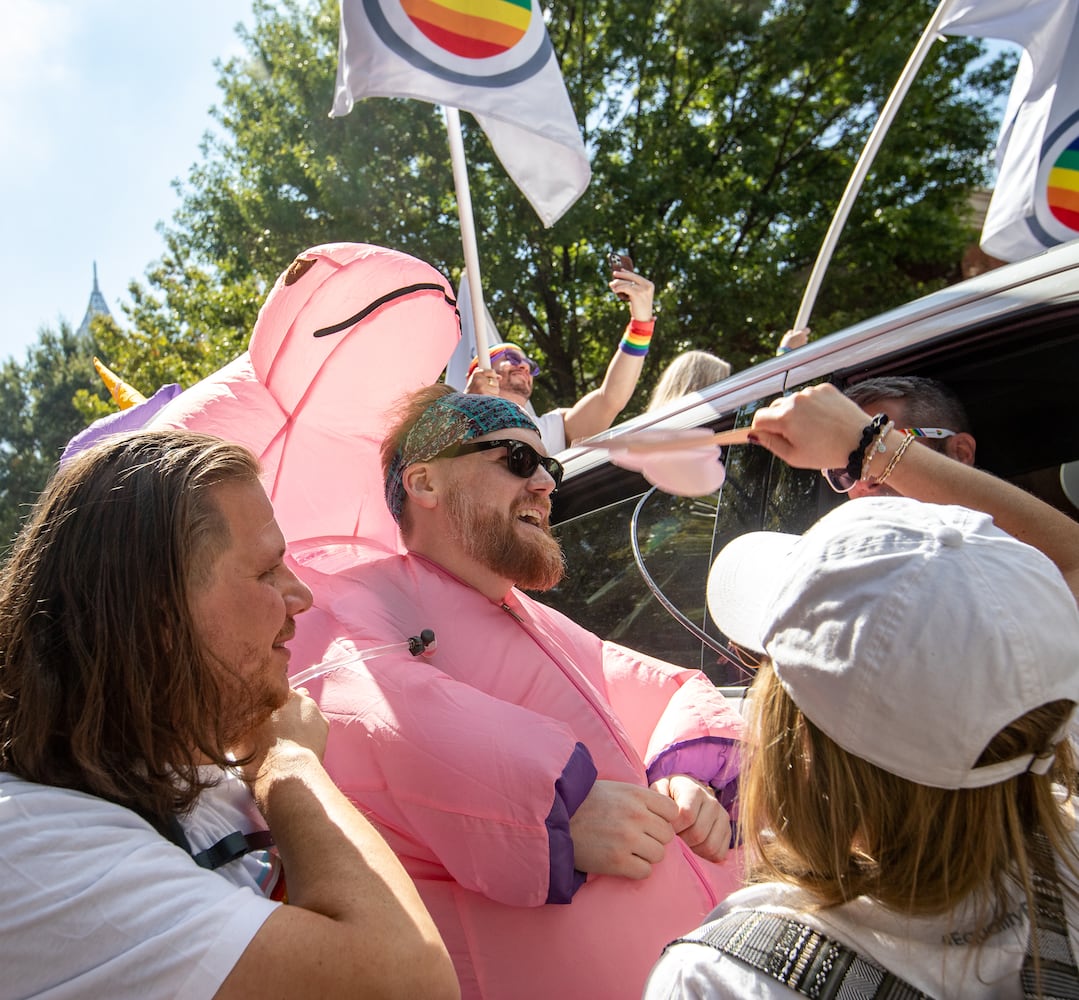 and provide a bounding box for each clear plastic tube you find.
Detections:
[290,630,435,687]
